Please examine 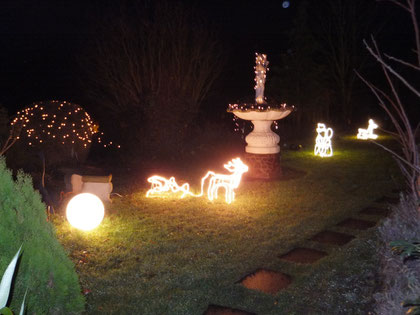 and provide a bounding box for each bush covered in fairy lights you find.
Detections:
[9,100,119,166]
[12,100,118,149]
